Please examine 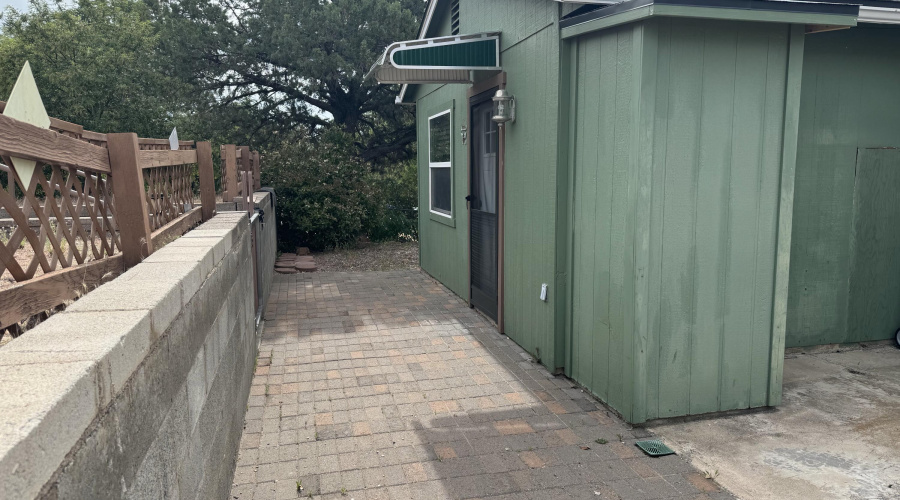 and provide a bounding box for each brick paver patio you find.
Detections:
[231,270,732,500]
